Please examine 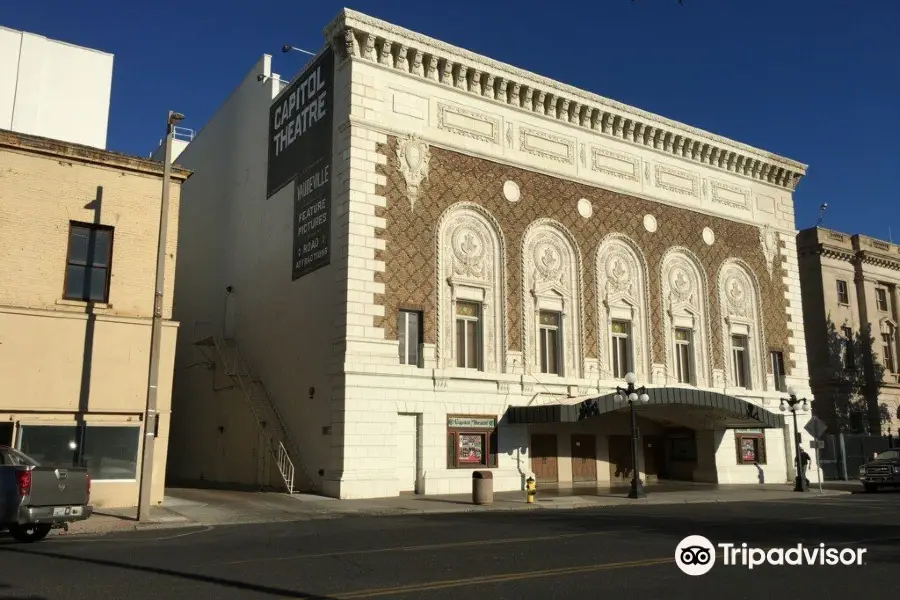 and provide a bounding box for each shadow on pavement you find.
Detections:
[427,500,900,562]
[2,497,899,597]
[0,580,48,600]
[0,546,338,599]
